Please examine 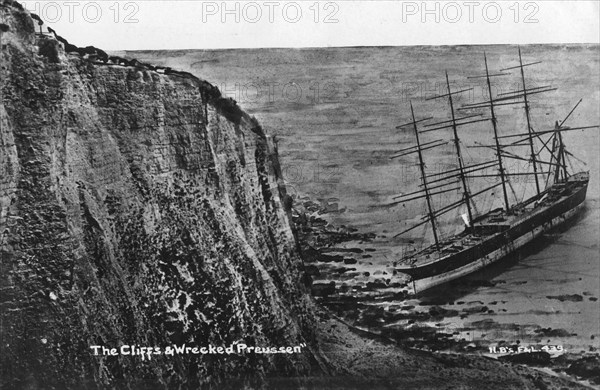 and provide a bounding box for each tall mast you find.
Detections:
[518,47,541,195]
[556,130,568,181]
[445,71,474,226]
[484,53,510,211]
[410,102,440,250]
[546,130,559,188]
